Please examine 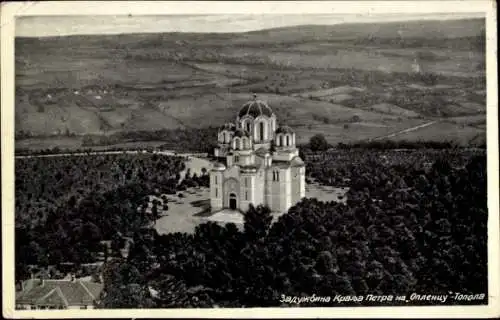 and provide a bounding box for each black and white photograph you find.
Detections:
[2,1,499,318]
